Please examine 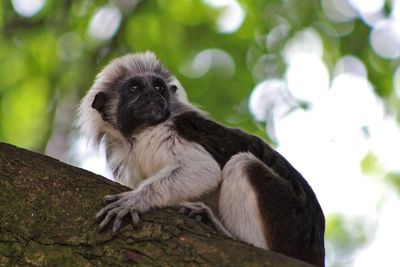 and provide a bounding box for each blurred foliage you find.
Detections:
[361,151,400,193]
[1,0,400,266]
[325,213,373,267]
[360,151,385,177]
[1,0,398,151]
[385,172,400,194]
